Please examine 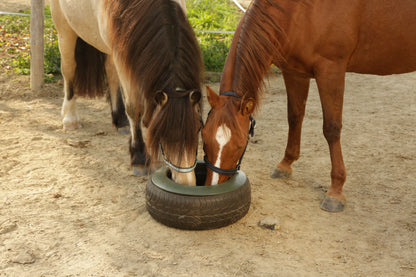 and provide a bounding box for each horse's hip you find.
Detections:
[51,0,111,54]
